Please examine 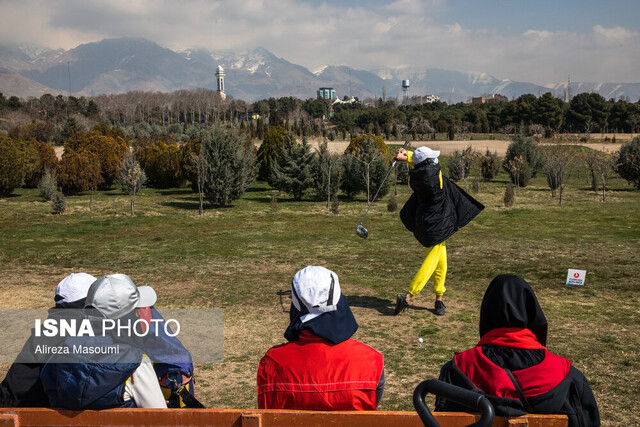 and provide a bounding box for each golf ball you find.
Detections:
[418,337,424,343]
